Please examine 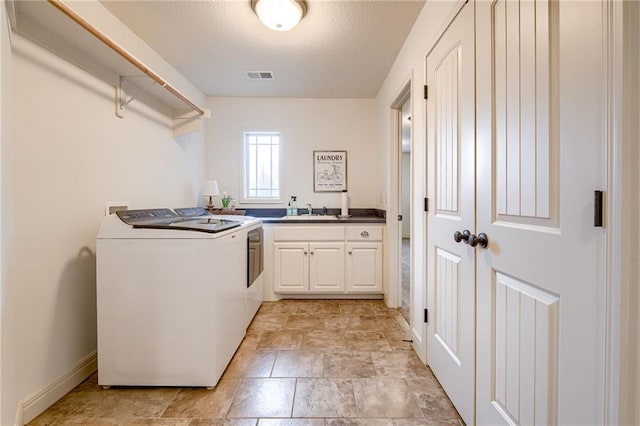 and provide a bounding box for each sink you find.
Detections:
[280,215,338,220]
